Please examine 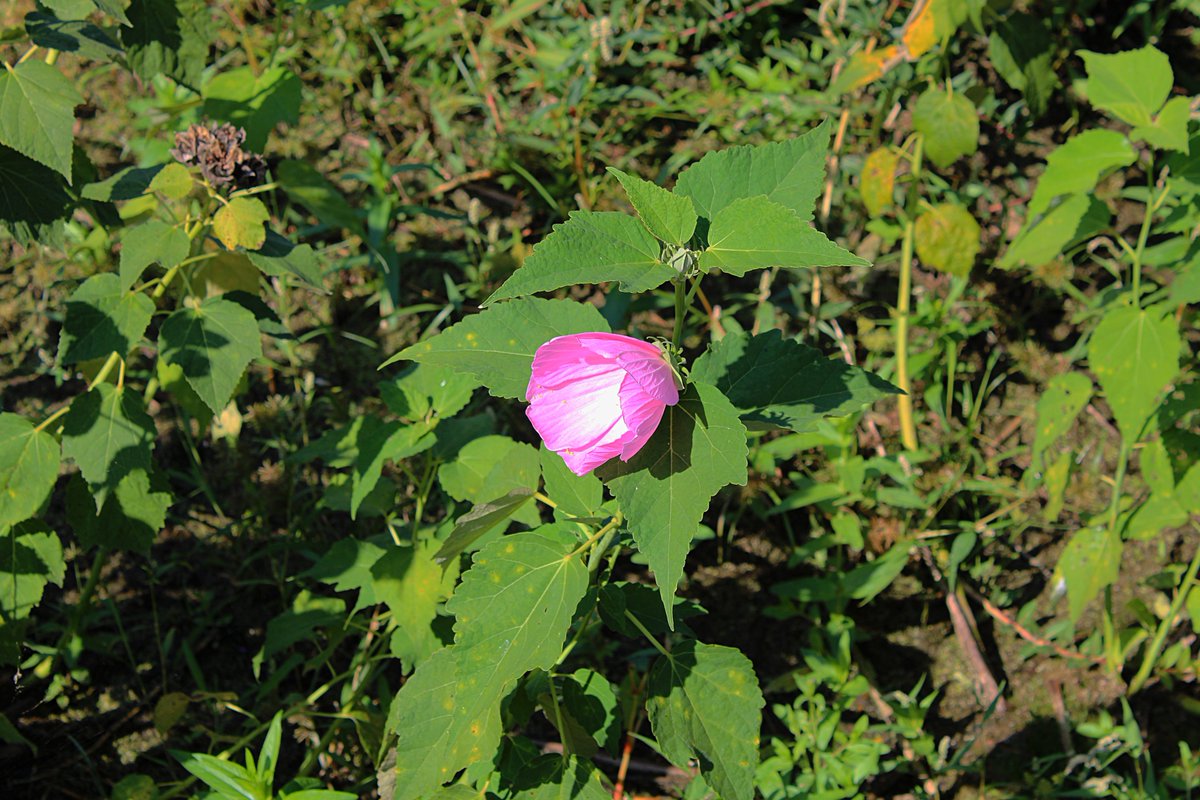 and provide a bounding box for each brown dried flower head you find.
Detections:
[170,123,267,190]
